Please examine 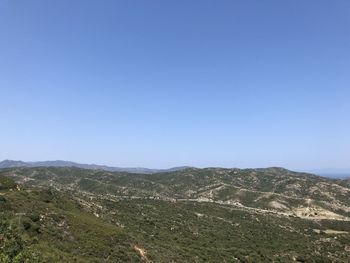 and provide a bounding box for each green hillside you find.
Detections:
[0,185,140,262]
[1,167,350,262]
